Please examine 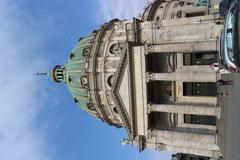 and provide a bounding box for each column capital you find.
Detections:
[144,44,153,55]
[148,129,157,139]
[146,72,155,82]
[147,103,157,113]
